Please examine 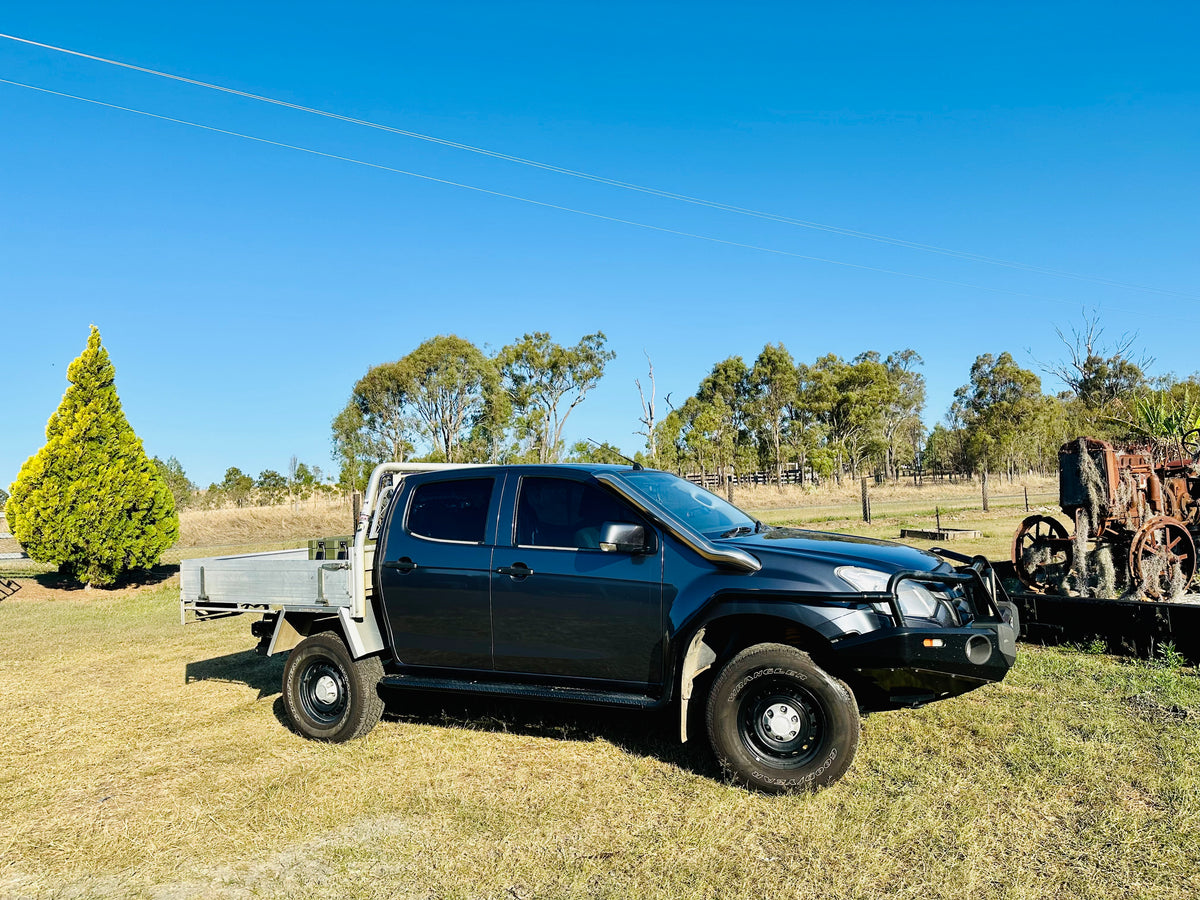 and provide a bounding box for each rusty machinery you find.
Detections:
[1012,436,1200,598]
